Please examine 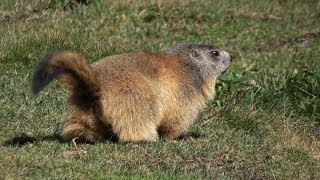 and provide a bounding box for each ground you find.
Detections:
[0,0,319,179]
